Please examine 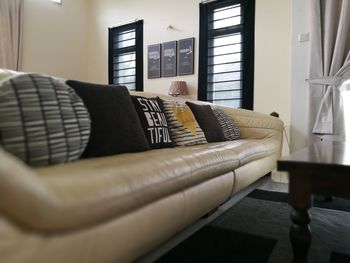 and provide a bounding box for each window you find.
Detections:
[108,20,143,91]
[198,0,255,109]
